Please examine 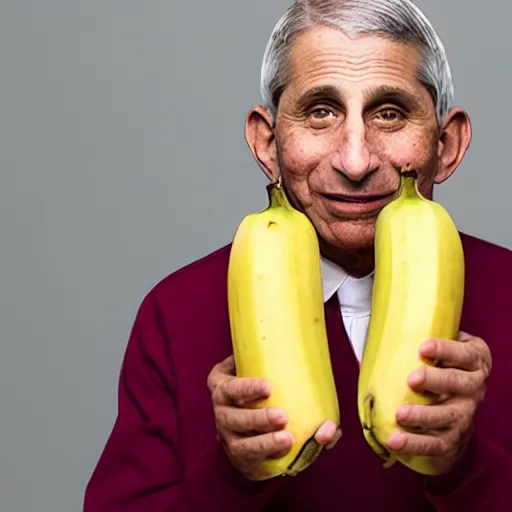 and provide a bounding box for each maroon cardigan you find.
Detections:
[83,232,512,511]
